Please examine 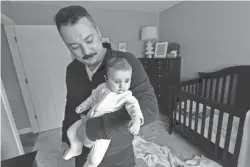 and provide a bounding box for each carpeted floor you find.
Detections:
[21,114,203,167]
